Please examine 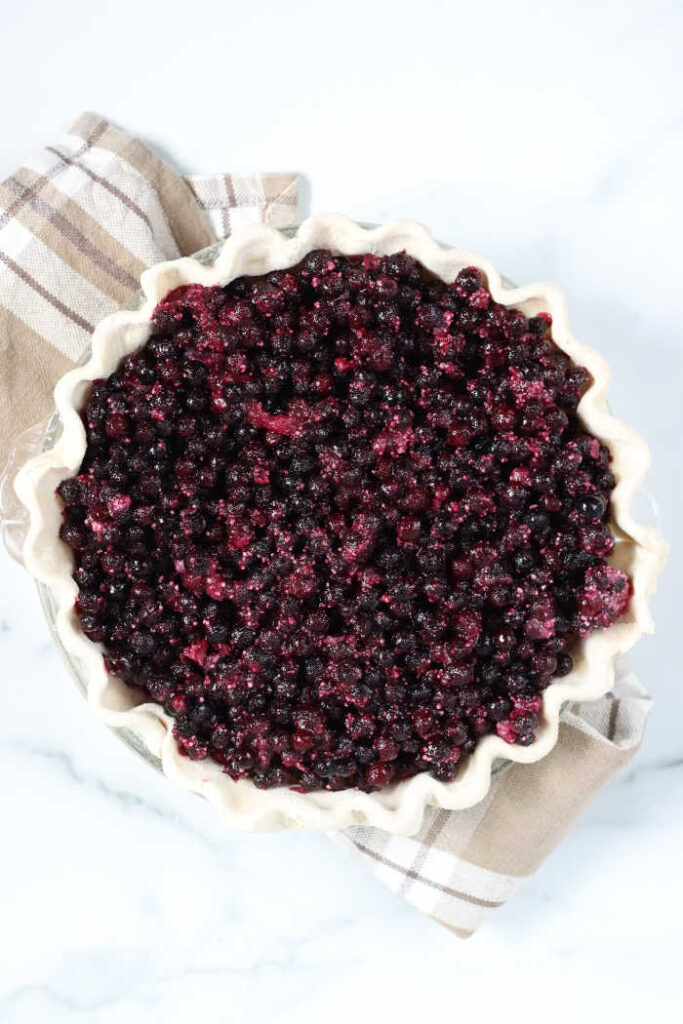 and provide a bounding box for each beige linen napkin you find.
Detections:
[0,115,650,936]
